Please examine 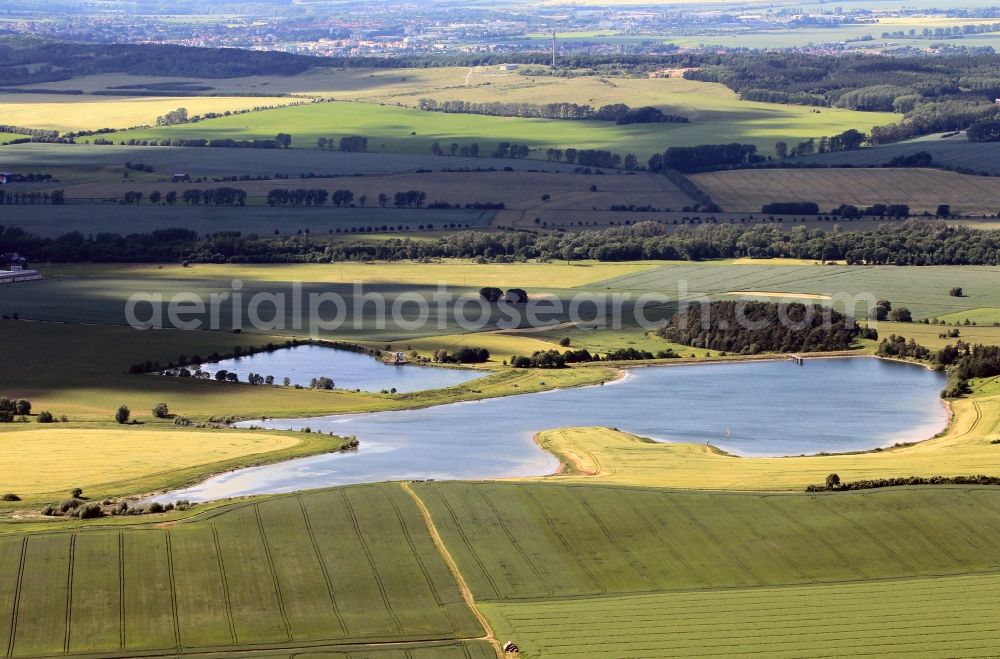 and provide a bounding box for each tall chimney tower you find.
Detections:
[551,29,557,68]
